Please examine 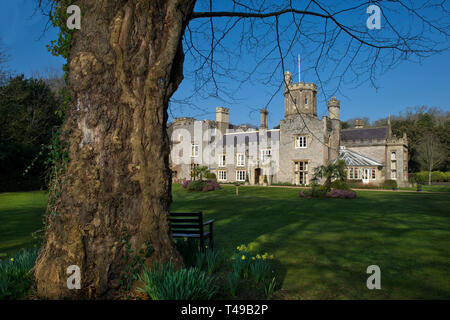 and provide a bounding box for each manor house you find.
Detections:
[169,71,409,187]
